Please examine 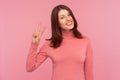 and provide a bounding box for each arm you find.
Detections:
[26,42,48,72]
[26,23,47,72]
[84,38,93,80]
